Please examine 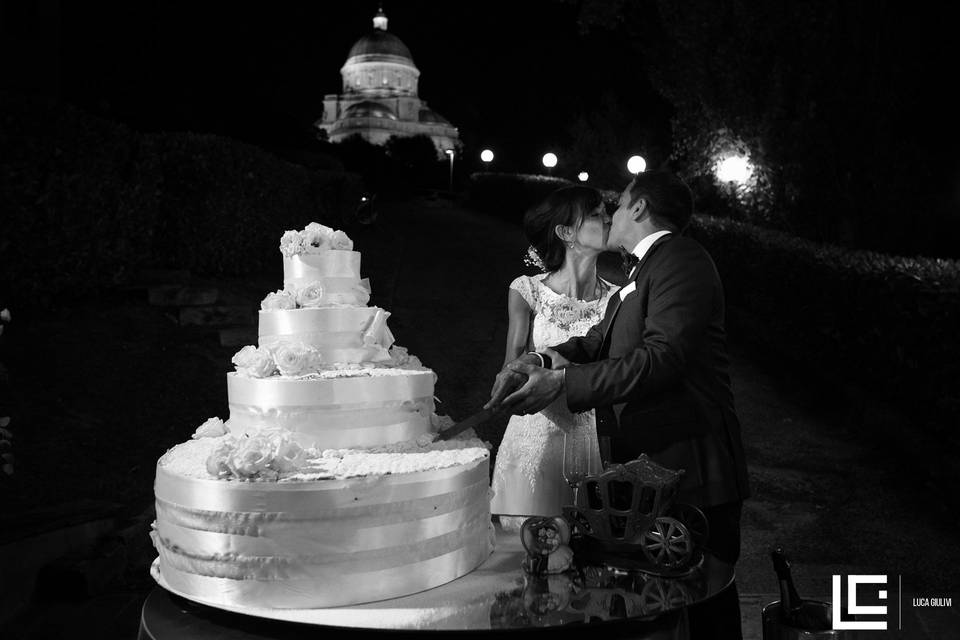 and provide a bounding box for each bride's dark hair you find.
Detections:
[523,185,603,272]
